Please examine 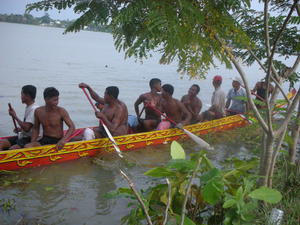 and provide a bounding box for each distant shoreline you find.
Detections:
[0,13,111,33]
